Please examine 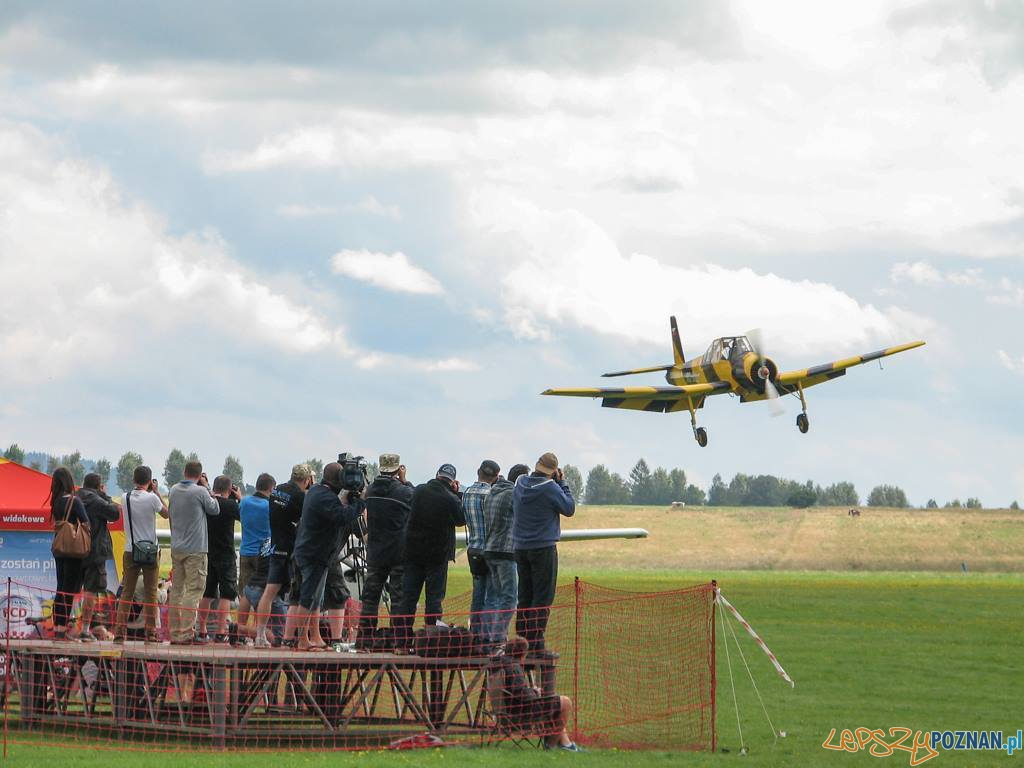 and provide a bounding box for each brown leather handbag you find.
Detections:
[51,495,92,559]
